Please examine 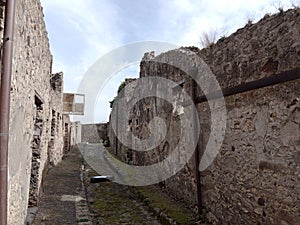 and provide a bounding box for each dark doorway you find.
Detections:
[28,95,44,207]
